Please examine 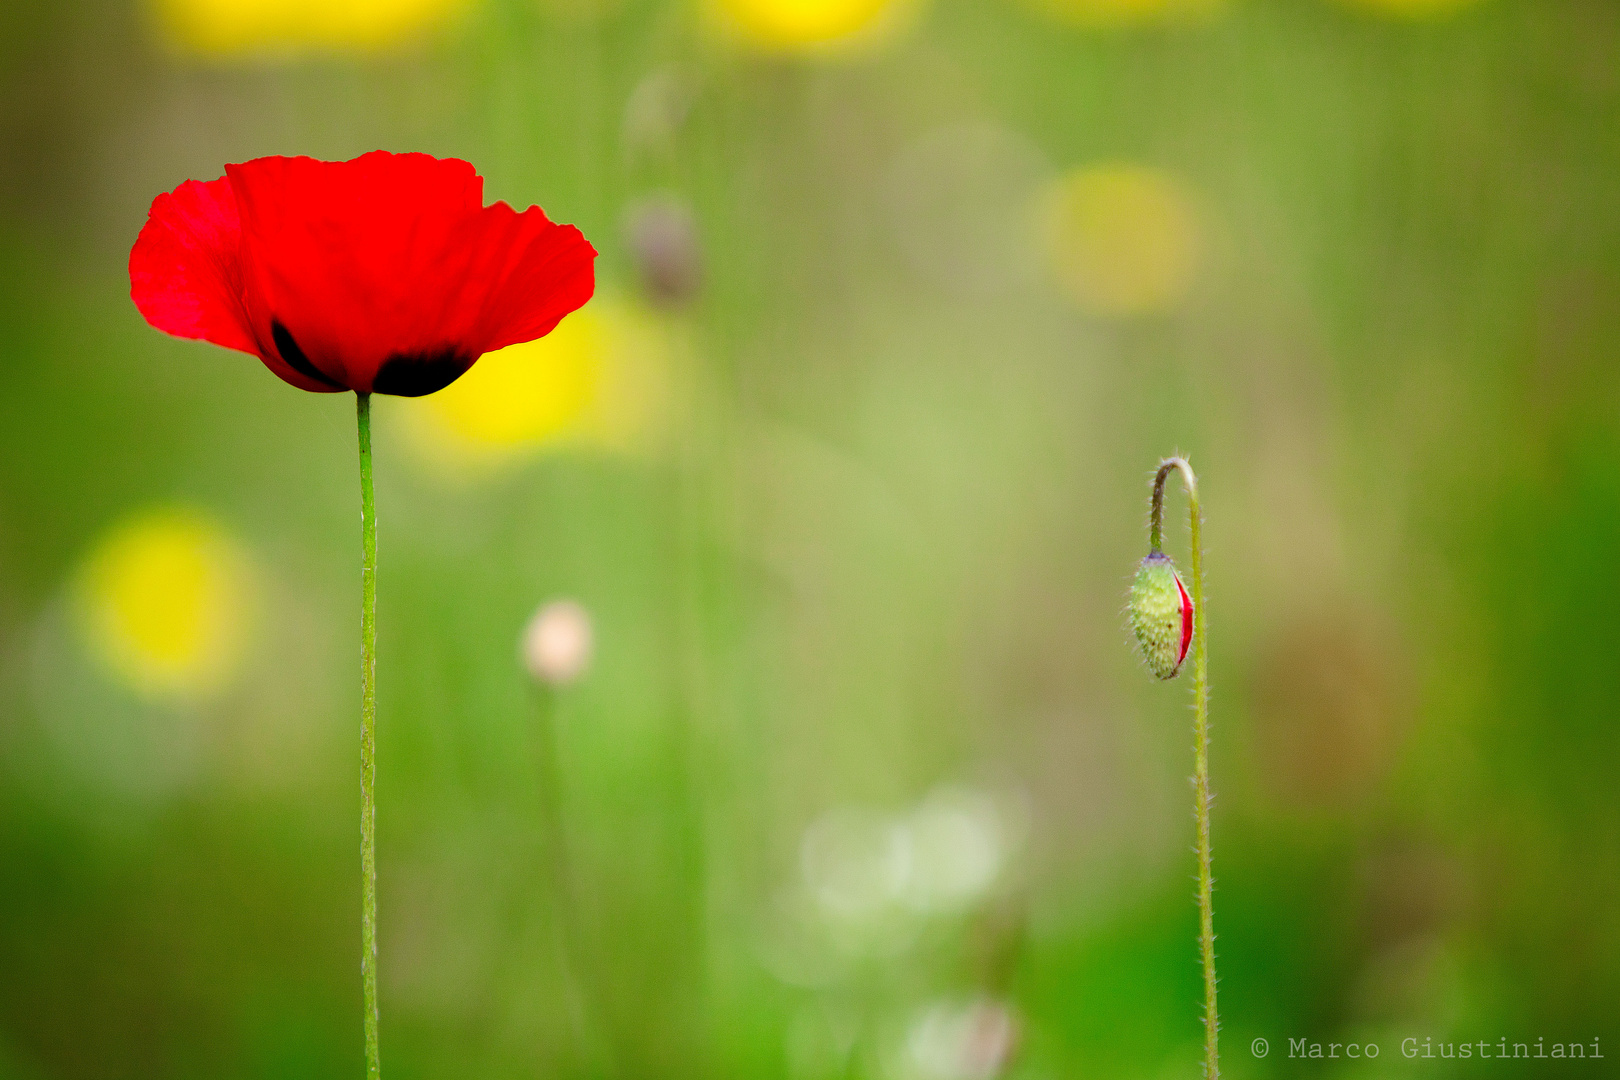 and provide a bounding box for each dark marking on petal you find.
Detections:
[272,321,345,389]
[371,349,473,397]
